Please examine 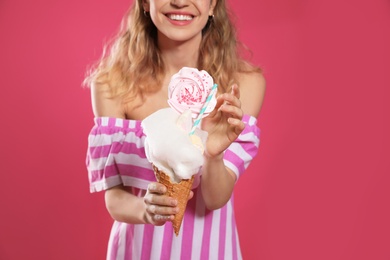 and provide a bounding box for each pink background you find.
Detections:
[1,0,389,259]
